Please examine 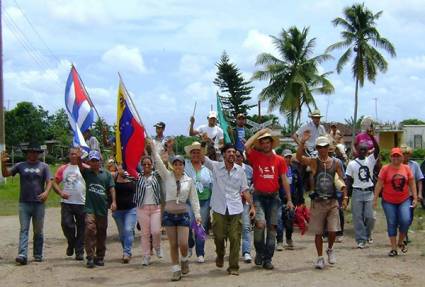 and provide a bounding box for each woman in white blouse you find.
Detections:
[148,139,201,282]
